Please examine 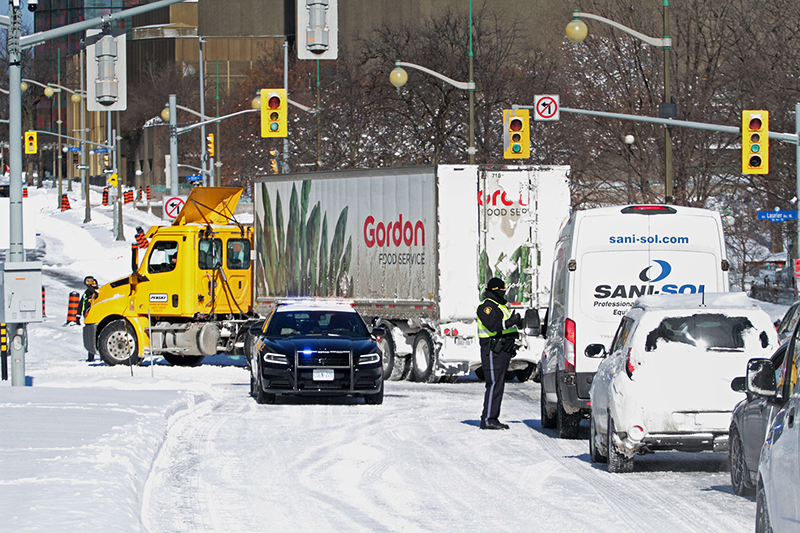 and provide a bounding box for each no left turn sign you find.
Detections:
[534,95,560,121]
